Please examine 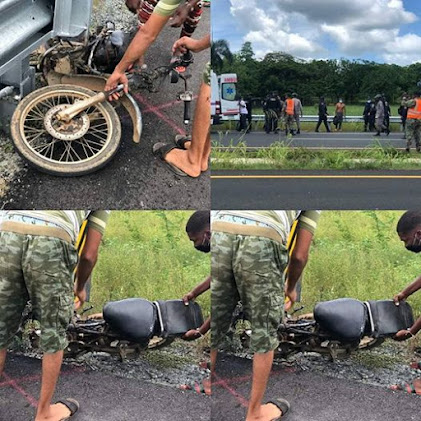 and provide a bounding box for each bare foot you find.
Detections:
[164,148,201,178]
[35,403,71,421]
[246,403,282,421]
